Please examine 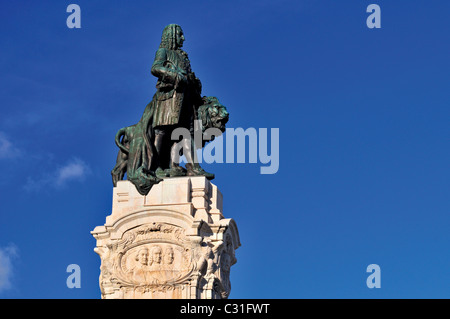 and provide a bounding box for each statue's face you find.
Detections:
[153,248,162,264]
[165,248,174,264]
[176,28,185,48]
[138,249,148,265]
